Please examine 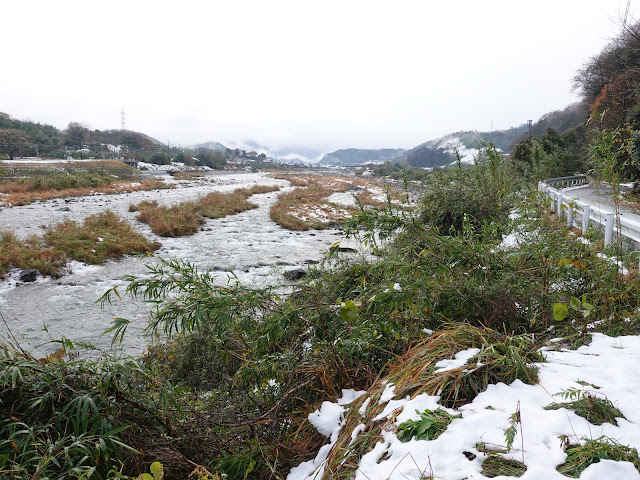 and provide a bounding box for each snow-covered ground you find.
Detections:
[289,334,640,479]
